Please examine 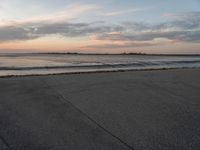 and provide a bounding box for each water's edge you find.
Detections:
[0,67,199,78]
